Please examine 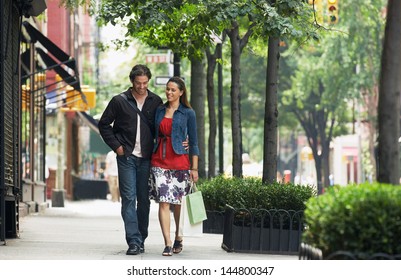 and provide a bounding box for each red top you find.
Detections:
[151,117,190,170]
